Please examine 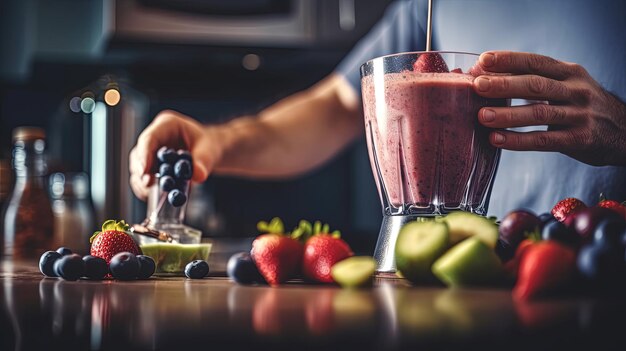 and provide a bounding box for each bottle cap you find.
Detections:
[12,127,46,142]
